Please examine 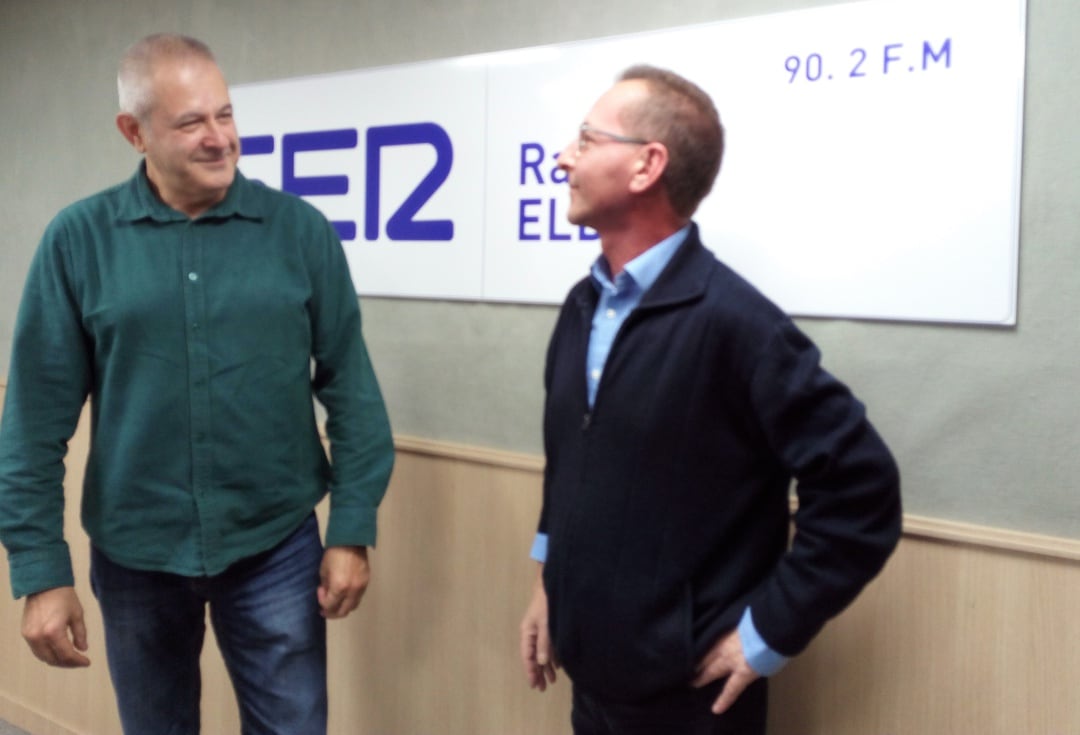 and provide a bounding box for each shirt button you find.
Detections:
[591,369,601,380]
[605,309,616,319]
[188,272,199,281]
